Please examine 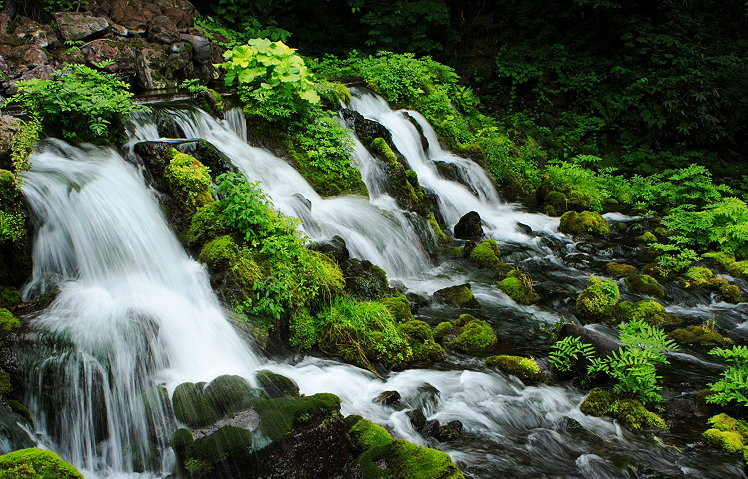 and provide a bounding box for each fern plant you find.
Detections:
[707,346,748,407]
[549,336,596,373]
